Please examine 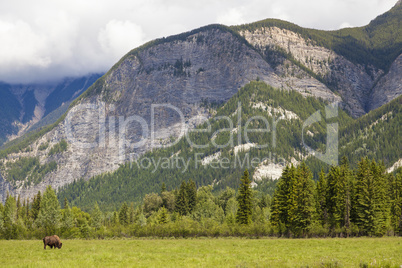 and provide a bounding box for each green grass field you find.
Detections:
[0,237,401,267]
